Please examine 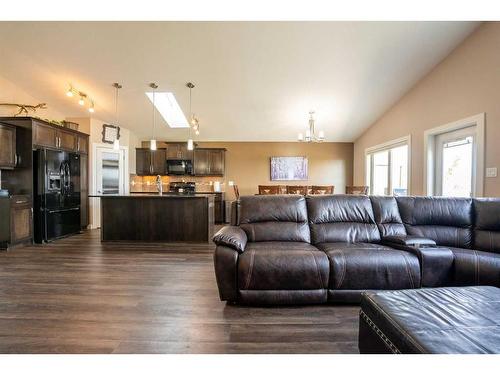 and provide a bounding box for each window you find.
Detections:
[424,113,485,197]
[365,137,410,196]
